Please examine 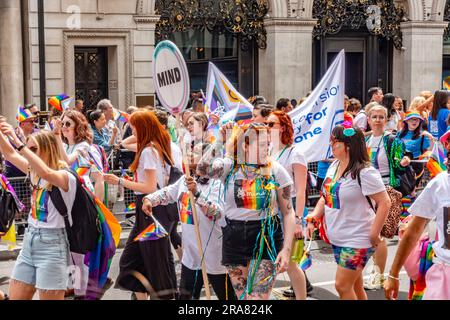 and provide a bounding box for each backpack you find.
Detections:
[50,170,100,254]
[386,134,416,197]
